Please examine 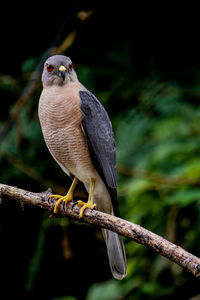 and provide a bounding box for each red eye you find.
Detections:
[46,65,54,72]
[69,63,73,71]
